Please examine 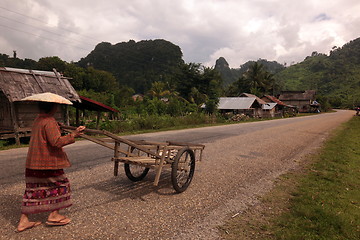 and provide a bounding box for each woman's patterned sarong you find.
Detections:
[21,169,72,214]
